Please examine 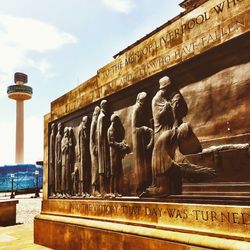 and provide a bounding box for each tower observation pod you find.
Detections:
[7,73,33,163]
